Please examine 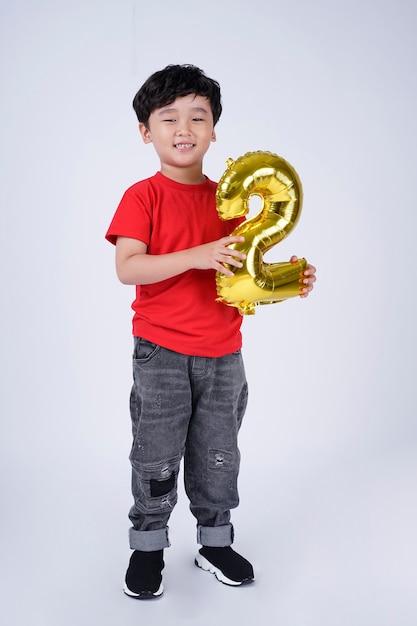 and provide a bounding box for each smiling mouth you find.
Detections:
[175,143,194,149]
